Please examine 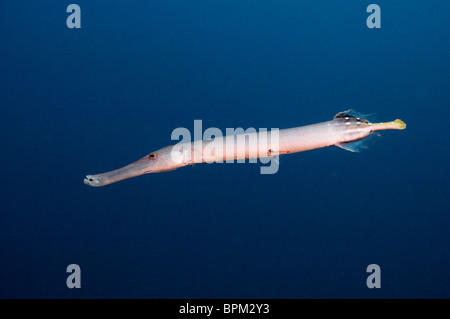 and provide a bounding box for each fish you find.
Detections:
[84,110,406,187]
